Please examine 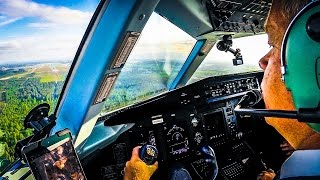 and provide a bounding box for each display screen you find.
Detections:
[204,110,225,132]
[204,110,228,147]
[164,122,190,160]
[28,140,86,180]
